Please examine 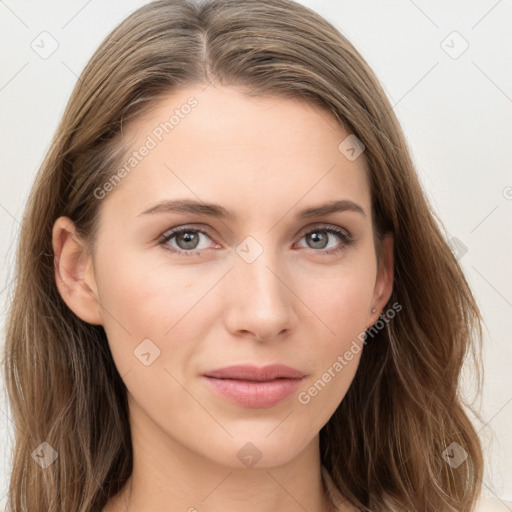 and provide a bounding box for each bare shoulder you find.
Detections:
[474,496,512,511]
